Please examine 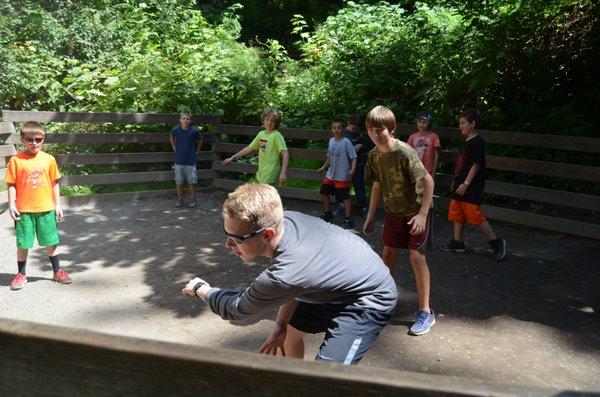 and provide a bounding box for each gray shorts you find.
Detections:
[174,165,198,185]
[289,302,395,365]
